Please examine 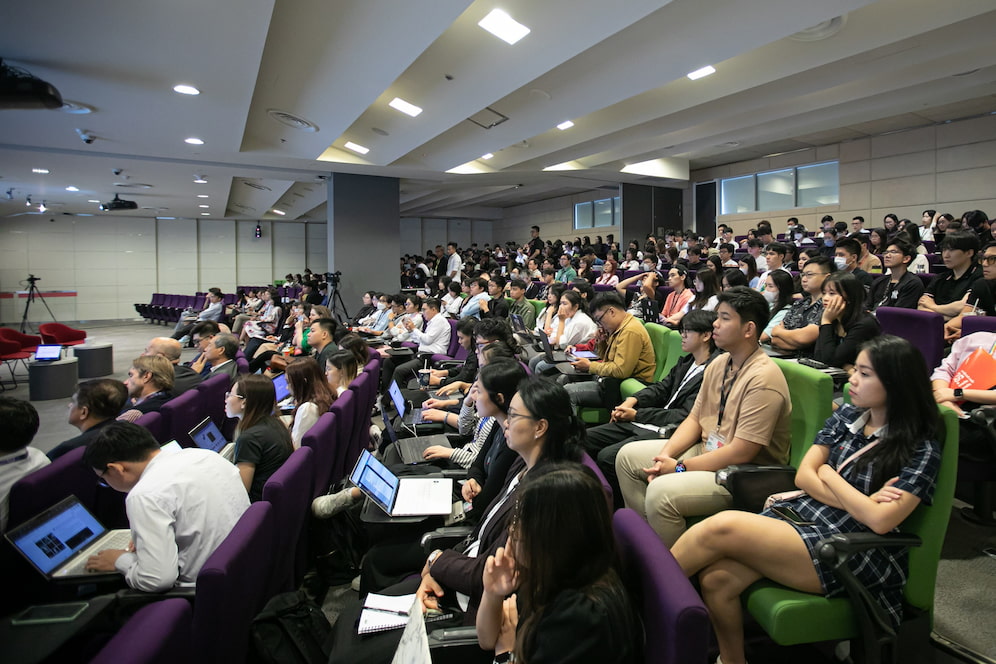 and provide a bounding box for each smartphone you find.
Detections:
[12,602,89,626]
[771,505,815,526]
